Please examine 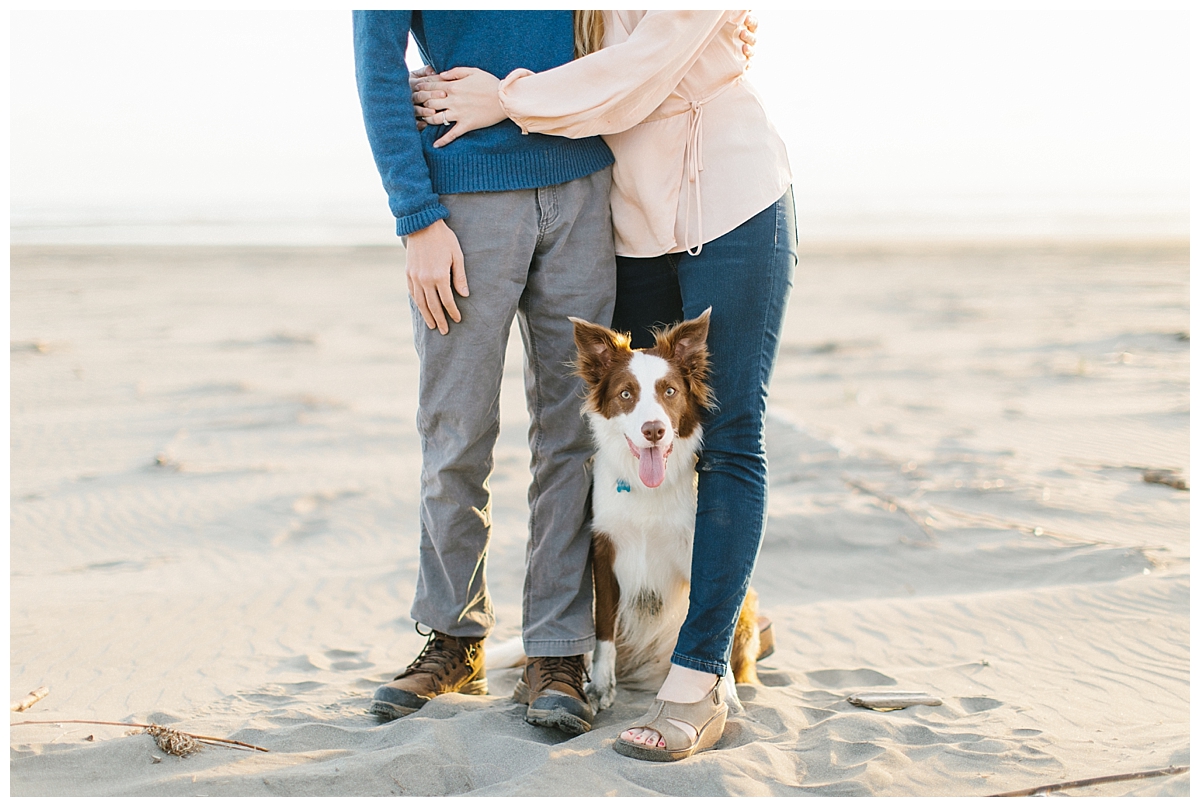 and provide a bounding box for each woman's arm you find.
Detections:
[416,10,736,147]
